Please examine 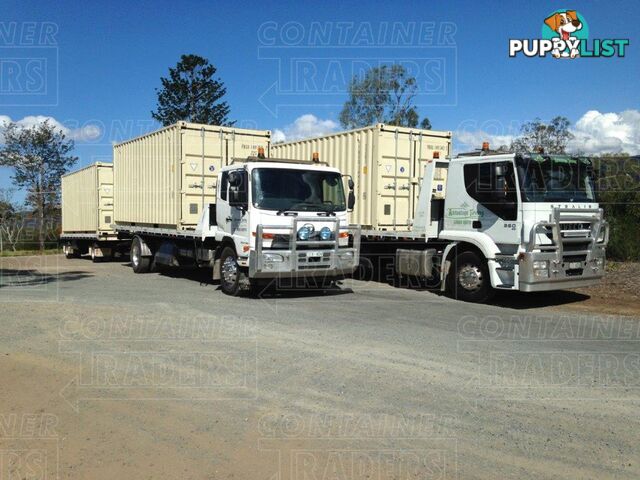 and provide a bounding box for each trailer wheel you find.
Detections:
[447,251,494,303]
[130,237,152,273]
[65,248,80,259]
[219,247,244,296]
